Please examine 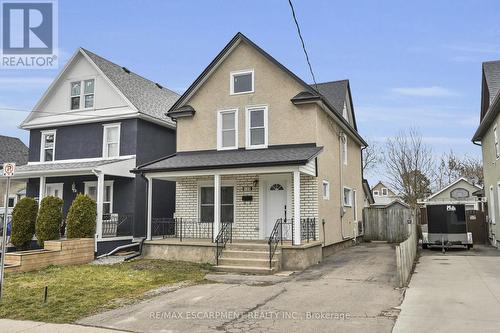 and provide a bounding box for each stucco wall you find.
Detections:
[176,40,318,152]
